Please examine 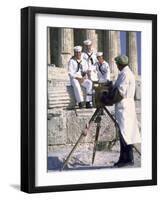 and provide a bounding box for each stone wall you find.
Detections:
[48,107,117,151]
